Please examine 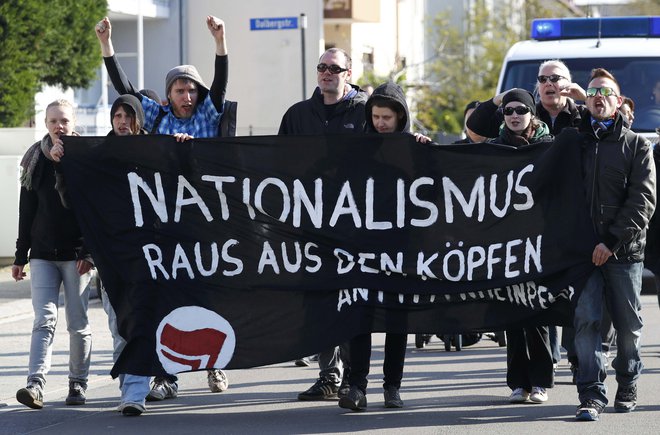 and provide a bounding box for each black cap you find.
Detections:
[502,89,536,116]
